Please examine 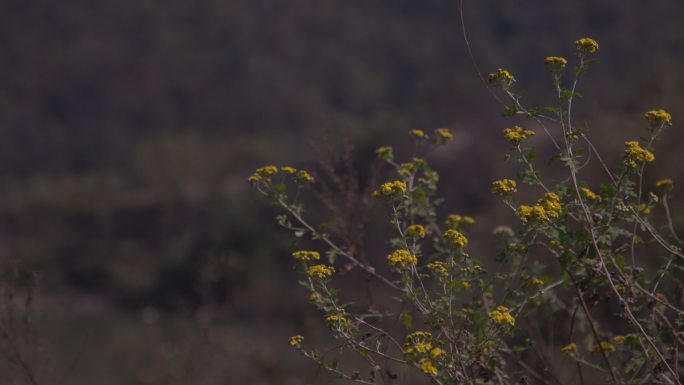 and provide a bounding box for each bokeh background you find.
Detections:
[1,0,684,384]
